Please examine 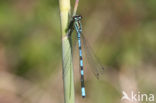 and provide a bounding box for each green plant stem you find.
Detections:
[59,0,75,103]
